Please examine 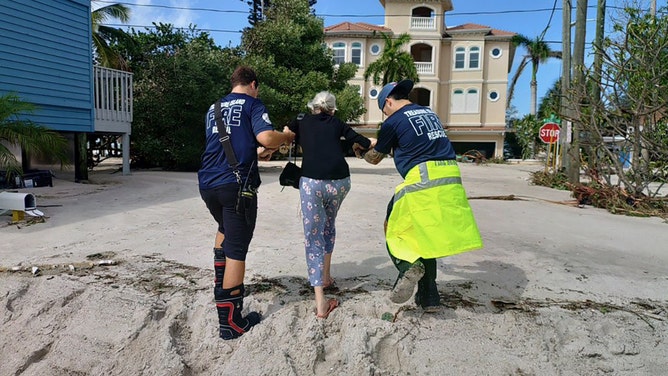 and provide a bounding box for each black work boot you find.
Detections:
[418,279,441,313]
[215,284,261,340]
[415,258,441,312]
[415,280,425,306]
